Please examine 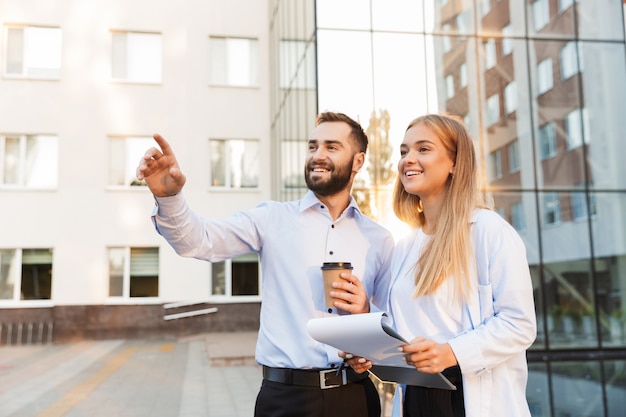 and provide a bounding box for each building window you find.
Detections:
[209,139,259,189]
[209,37,259,87]
[0,249,53,301]
[1,134,58,188]
[108,136,154,187]
[442,25,452,53]
[559,0,579,13]
[463,114,472,133]
[511,201,526,232]
[570,192,588,221]
[445,74,455,99]
[211,254,259,297]
[560,41,582,80]
[508,140,520,173]
[459,63,468,88]
[502,24,513,56]
[479,0,491,17]
[504,81,518,114]
[4,25,61,78]
[565,108,589,149]
[280,40,316,89]
[111,31,162,83]
[108,247,159,298]
[484,39,496,69]
[490,149,503,180]
[570,185,596,221]
[281,139,307,189]
[532,0,550,31]
[537,58,553,94]
[539,122,557,160]
[486,93,500,125]
[543,192,561,225]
